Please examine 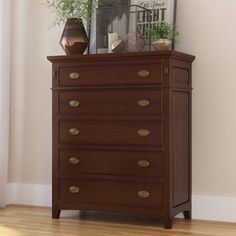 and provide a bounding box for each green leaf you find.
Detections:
[146,22,179,42]
[45,0,97,26]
